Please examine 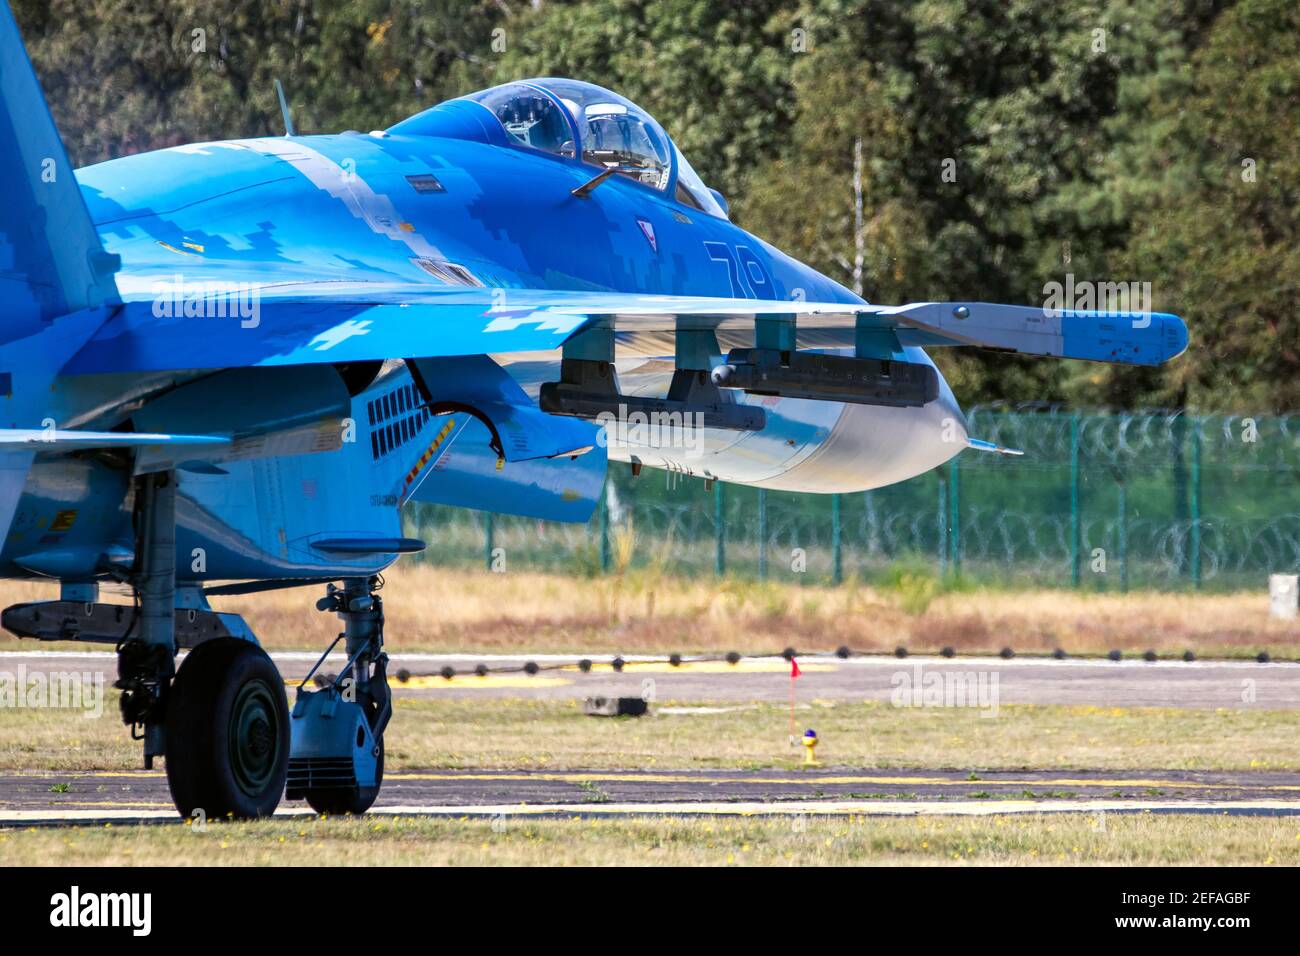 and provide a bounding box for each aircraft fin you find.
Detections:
[0,3,120,342]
